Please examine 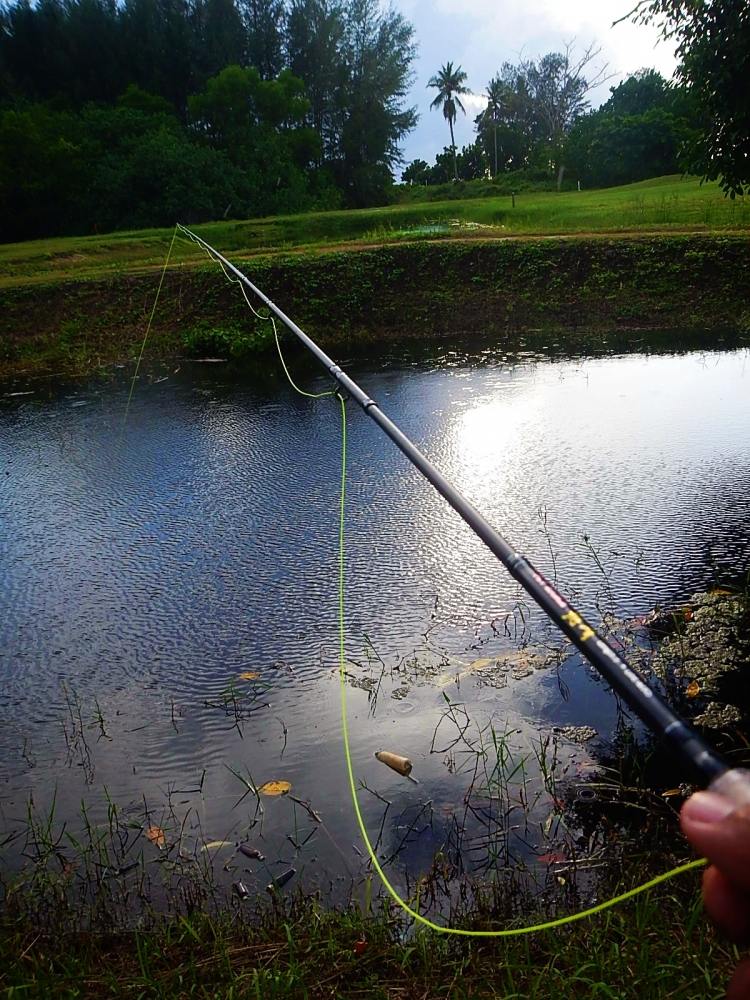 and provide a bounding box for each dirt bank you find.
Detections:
[1,235,749,377]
